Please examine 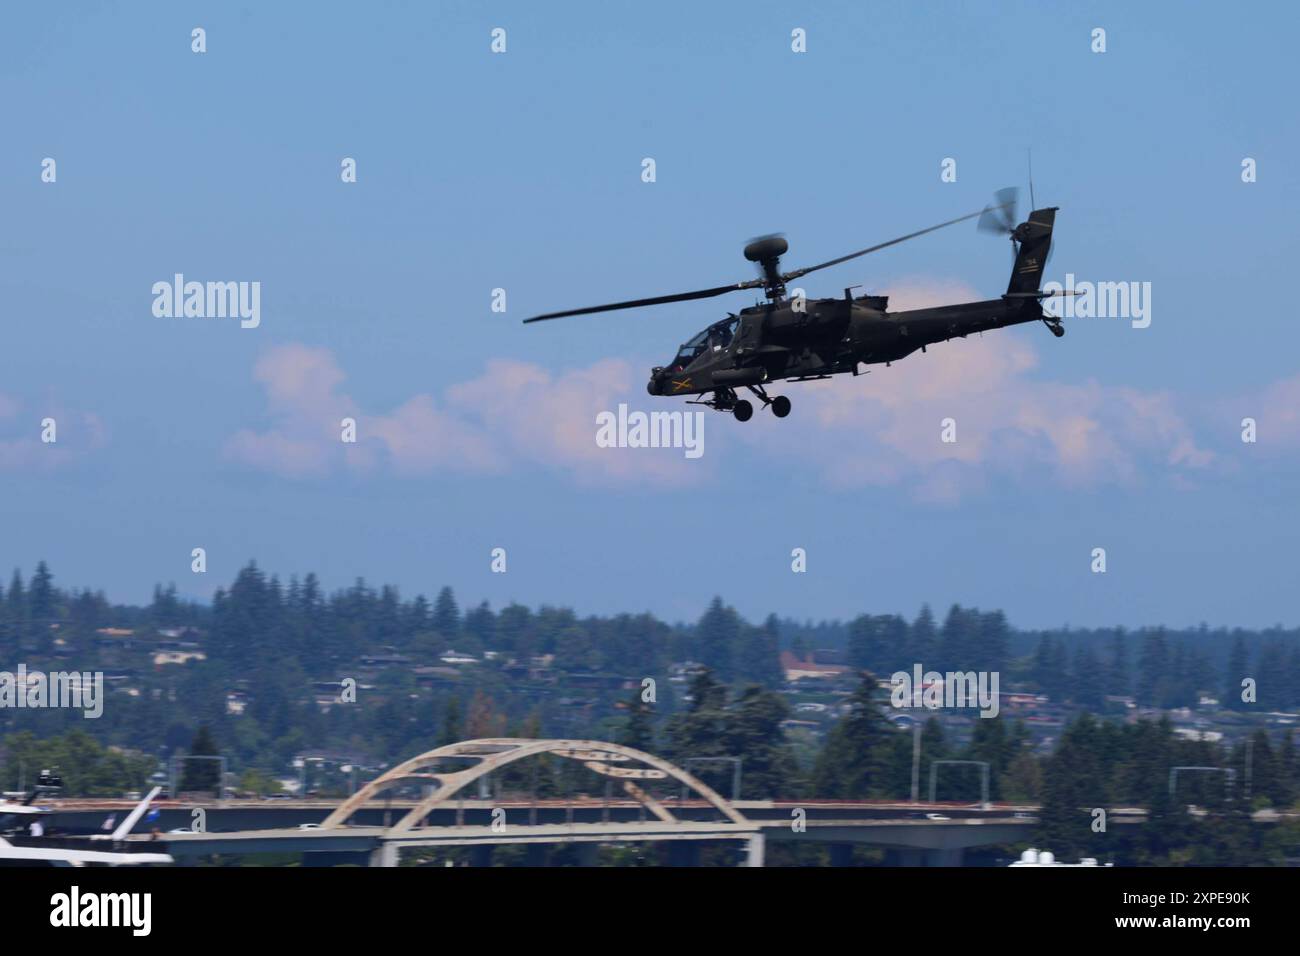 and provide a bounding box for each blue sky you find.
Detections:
[2,1,1297,629]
